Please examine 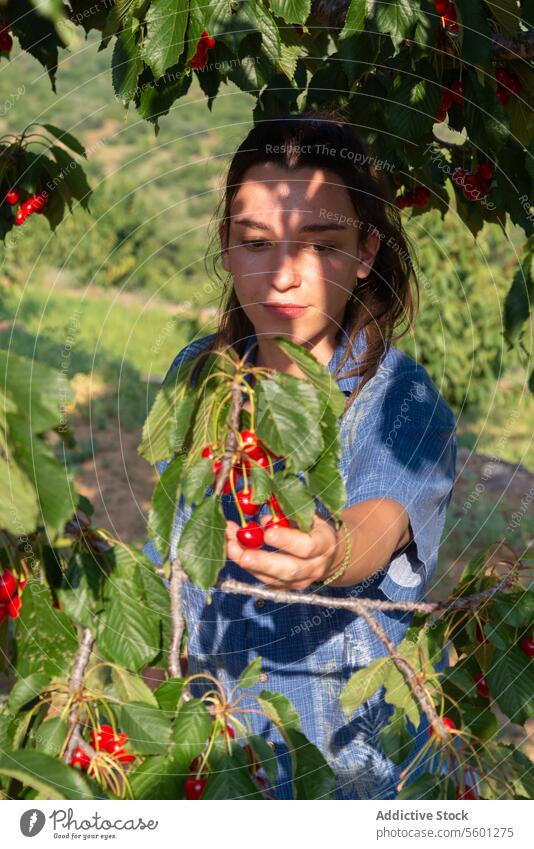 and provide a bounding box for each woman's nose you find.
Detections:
[271,244,302,289]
